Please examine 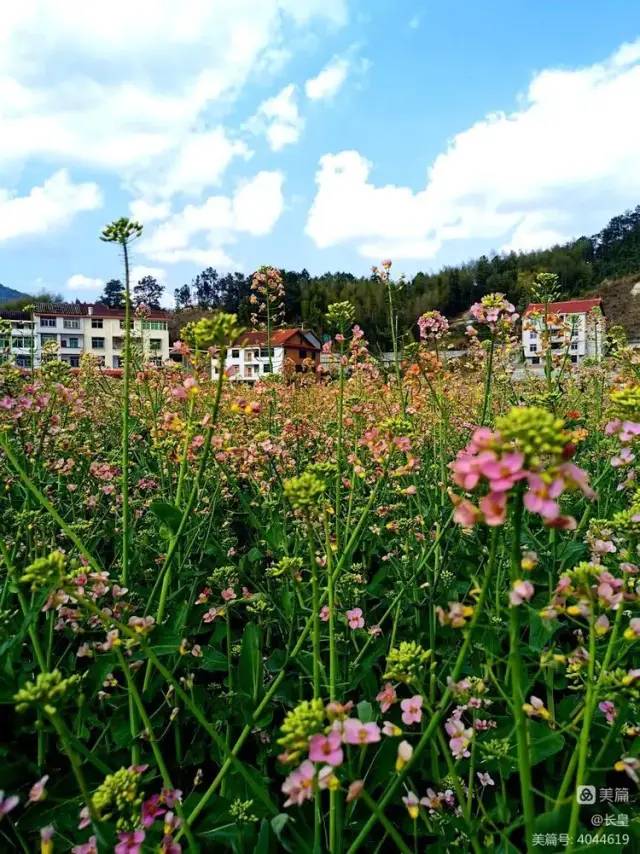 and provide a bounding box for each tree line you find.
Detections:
[3,205,640,349]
